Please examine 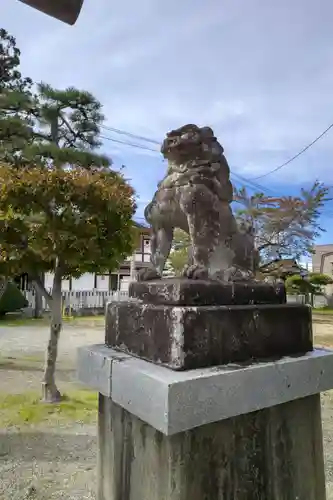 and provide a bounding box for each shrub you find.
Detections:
[0,282,28,315]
